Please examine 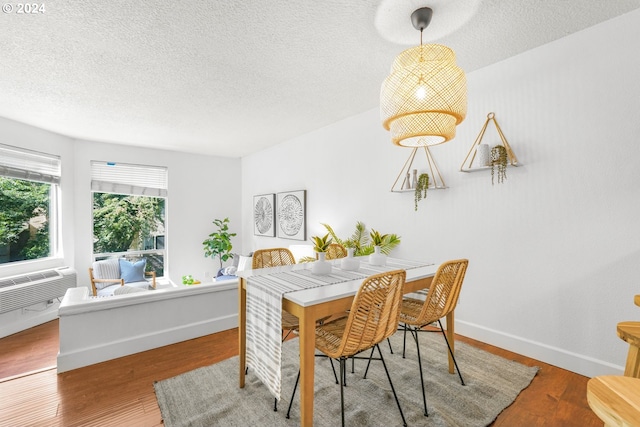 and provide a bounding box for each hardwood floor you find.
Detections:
[0,320,603,427]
